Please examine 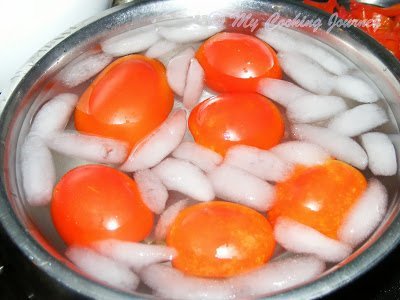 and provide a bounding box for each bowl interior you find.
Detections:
[1,0,400,299]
